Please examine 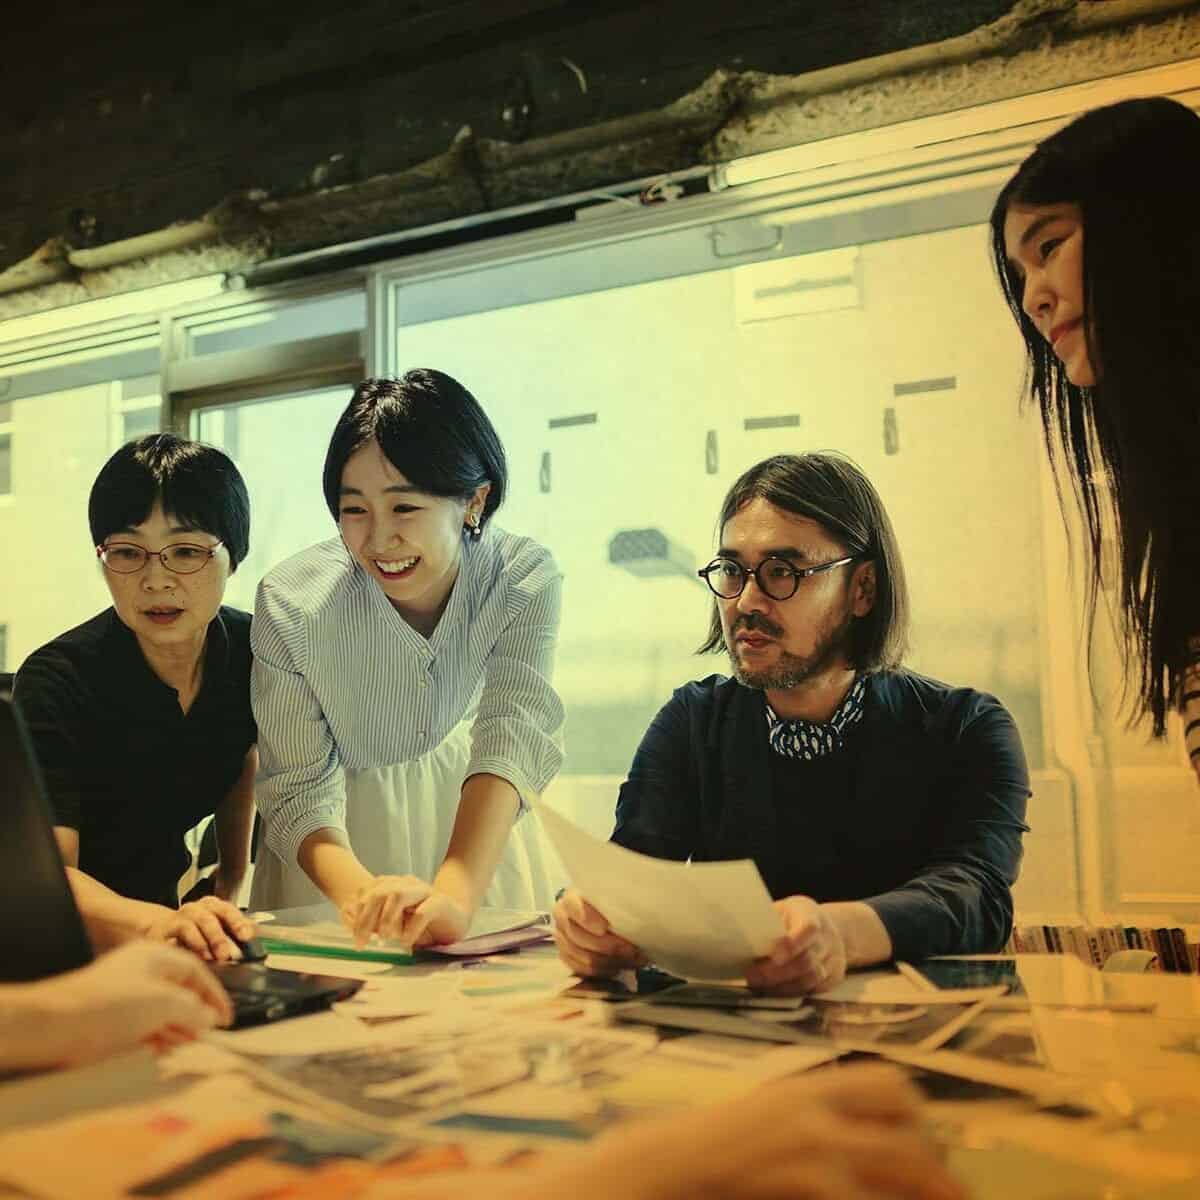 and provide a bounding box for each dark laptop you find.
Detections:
[0,693,361,1026]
